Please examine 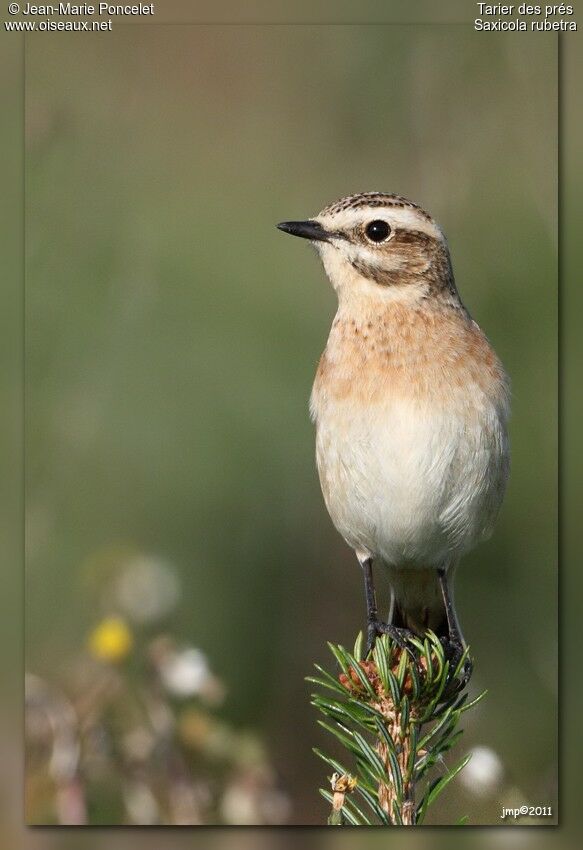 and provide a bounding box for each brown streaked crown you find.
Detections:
[319,192,433,222]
